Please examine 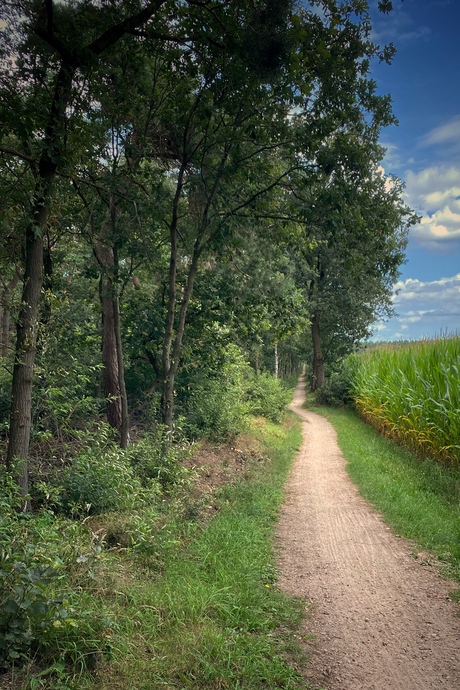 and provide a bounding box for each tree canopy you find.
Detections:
[0,0,415,498]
